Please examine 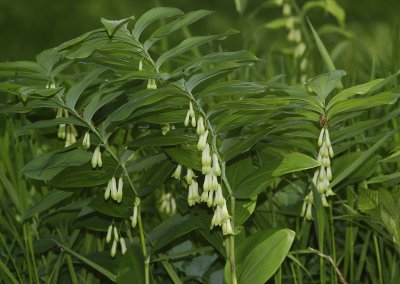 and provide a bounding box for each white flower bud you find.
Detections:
[131,205,138,228]
[172,164,182,180]
[220,202,230,220]
[138,60,143,71]
[117,177,123,203]
[294,29,302,43]
[211,173,219,190]
[286,17,294,29]
[113,227,119,241]
[300,58,307,71]
[111,177,118,200]
[186,168,195,184]
[321,194,329,207]
[222,220,234,235]
[283,3,291,15]
[301,201,307,217]
[323,157,330,168]
[202,166,210,174]
[326,167,332,180]
[202,144,211,167]
[56,108,63,118]
[83,132,91,149]
[329,145,334,158]
[207,190,214,207]
[58,124,66,139]
[91,147,100,168]
[203,173,212,191]
[120,237,127,255]
[189,101,195,117]
[318,128,325,147]
[184,110,190,127]
[211,206,222,227]
[104,180,112,200]
[191,115,196,127]
[305,203,313,220]
[170,197,176,215]
[111,239,117,257]
[106,224,113,243]
[191,181,199,203]
[147,79,157,89]
[197,130,208,151]
[200,190,208,203]
[325,129,331,148]
[212,153,221,176]
[196,117,205,135]
[318,166,324,182]
[214,185,224,206]
[325,187,335,197]
[294,42,306,58]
